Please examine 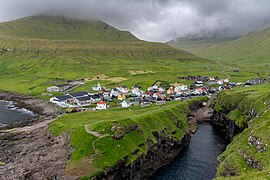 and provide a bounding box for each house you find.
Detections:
[133,97,143,106]
[69,92,89,98]
[195,81,203,87]
[120,87,130,94]
[245,78,263,86]
[174,85,188,92]
[153,92,160,99]
[156,98,166,105]
[96,102,107,110]
[74,96,92,106]
[92,82,102,91]
[158,87,165,93]
[118,93,126,100]
[167,87,174,95]
[192,87,208,95]
[141,99,150,107]
[133,84,141,89]
[111,88,120,97]
[90,94,101,103]
[224,78,229,83]
[131,88,144,97]
[153,85,159,92]
[122,100,132,108]
[209,77,216,81]
[47,84,72,92]
[50,95,73,106]
[47,86,60,92]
